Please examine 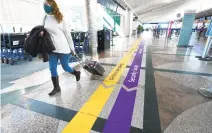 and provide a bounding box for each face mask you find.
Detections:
[44,4,53,14]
